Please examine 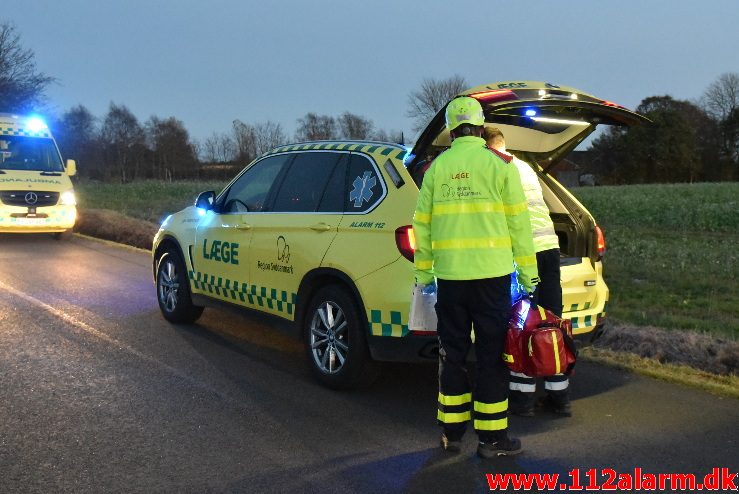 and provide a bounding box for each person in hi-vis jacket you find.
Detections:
[485,126,571,417]
[413,97,539,458]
